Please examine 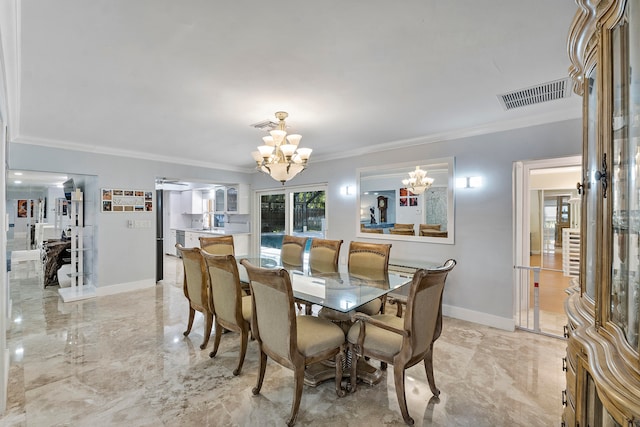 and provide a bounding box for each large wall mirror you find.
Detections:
[356,157,455,244]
